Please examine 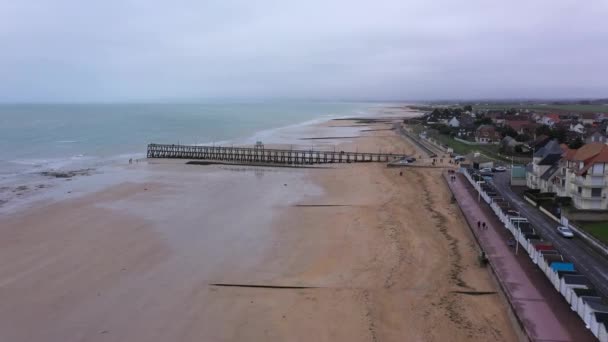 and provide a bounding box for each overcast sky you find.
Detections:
[1,0,607,102]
